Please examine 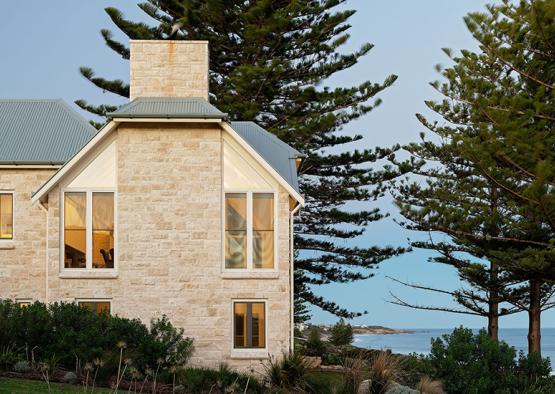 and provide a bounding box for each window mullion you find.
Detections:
[247,192,253,270]
[86,191,92,270]
[246,303,253,348]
